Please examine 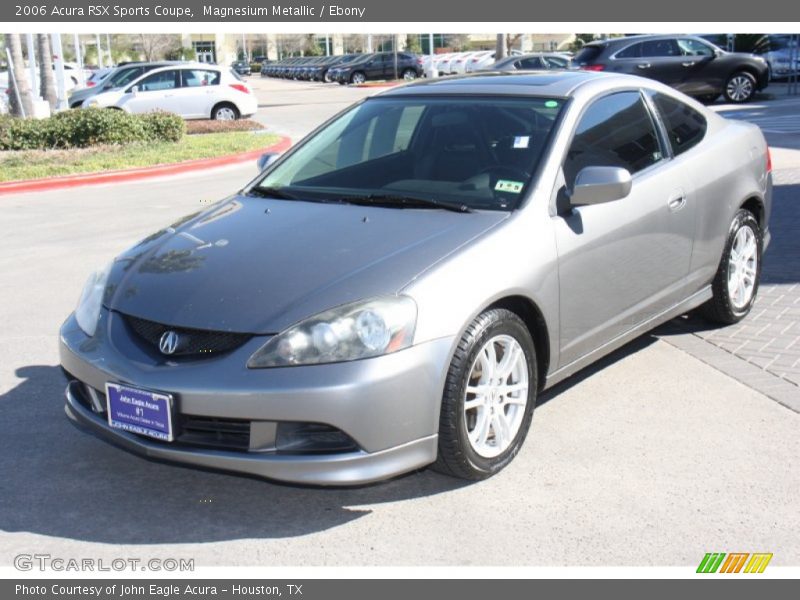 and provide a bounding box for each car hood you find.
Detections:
[106,195,508,334]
